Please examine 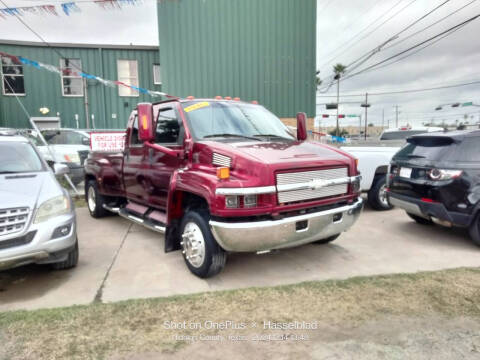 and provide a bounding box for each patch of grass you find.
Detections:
[73,196,86,208]
[1,267,480,359]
